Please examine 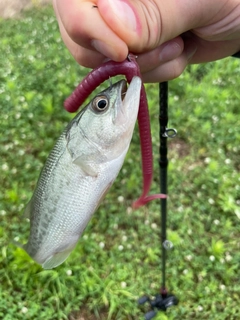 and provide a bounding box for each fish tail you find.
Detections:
[42,247,74,269]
